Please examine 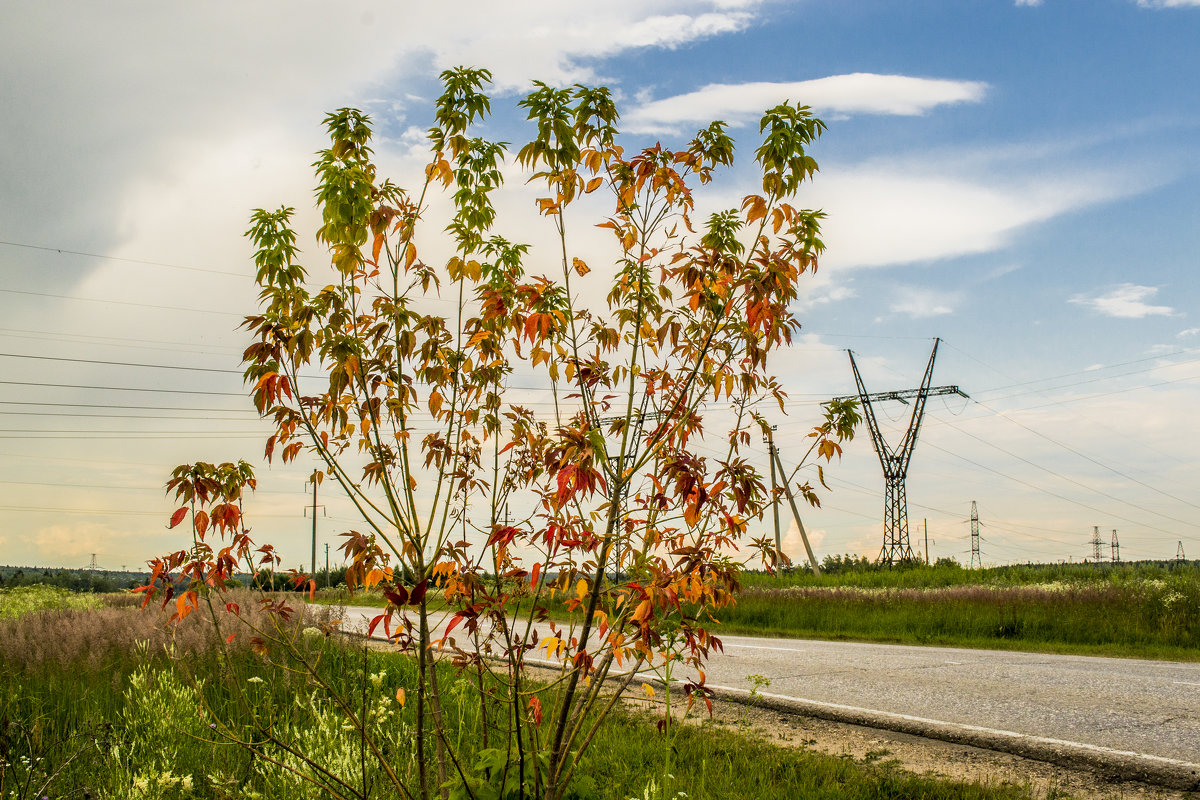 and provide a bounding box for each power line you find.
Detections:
[0,288,244,317]
[938,416,1195,528]
[971,398,1200,512]
[0,400,250,413]
[0,238,247,277]
[920,439,1187,539]
[0,352,240,375]
[0,379,245,396]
